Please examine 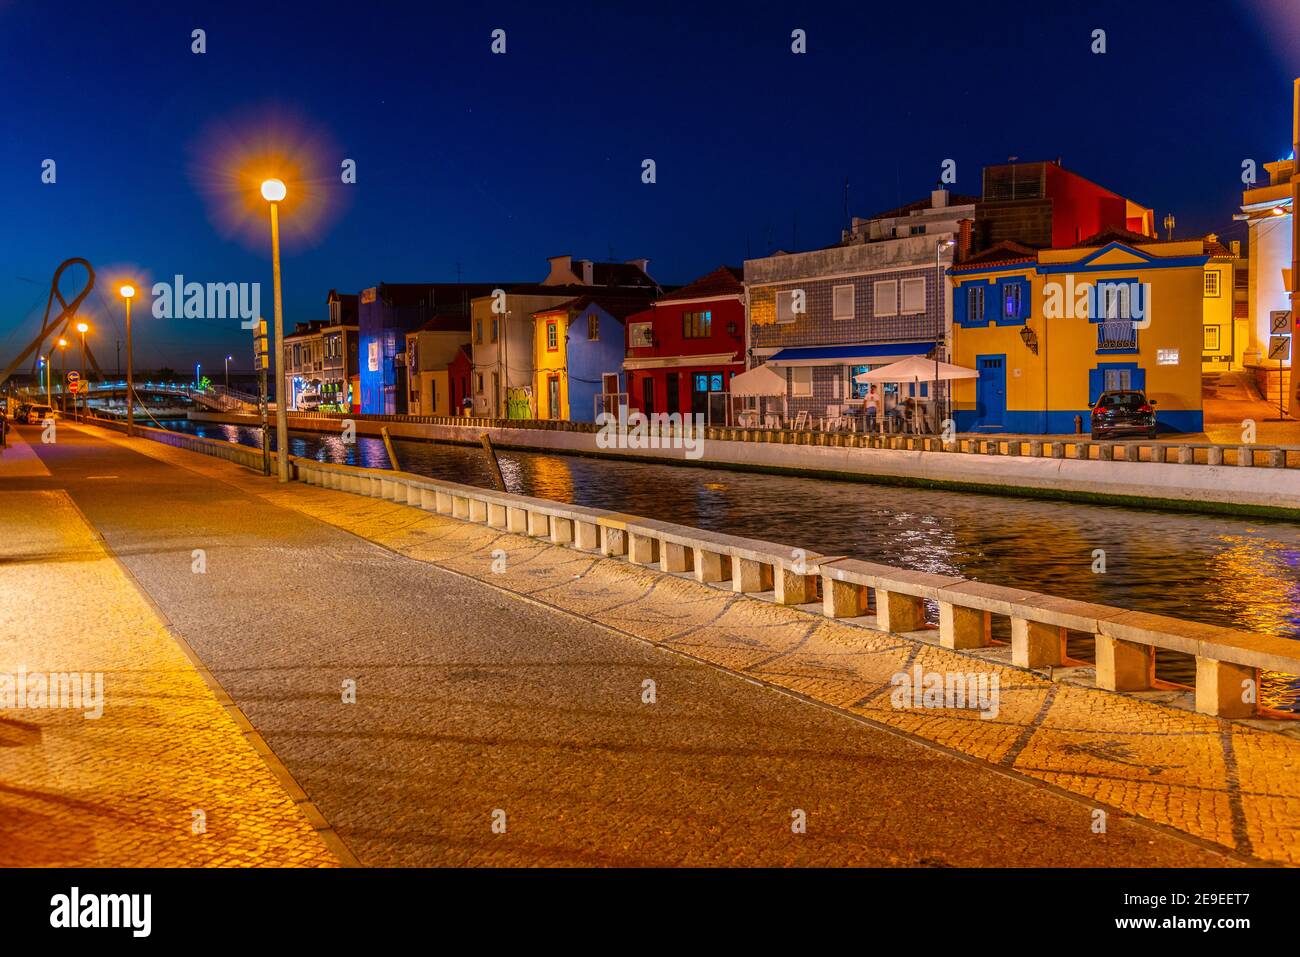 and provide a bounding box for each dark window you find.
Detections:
[683,310,712,339]
[643,378,655,415]
[588,314,599,340]
[967,286,985,324]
